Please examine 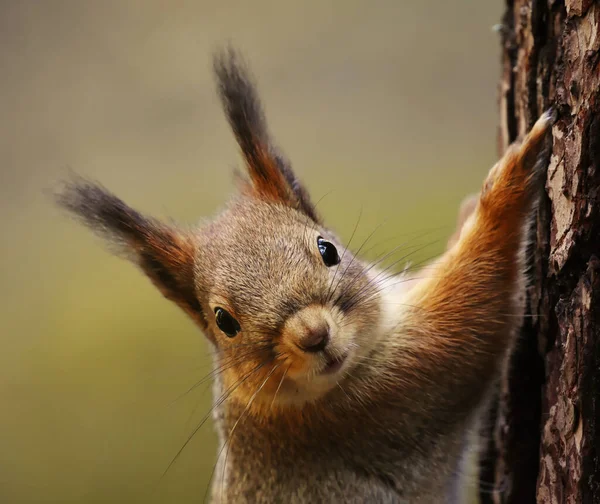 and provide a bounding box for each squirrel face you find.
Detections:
[196,197,382,406]
[56,49,383,410]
